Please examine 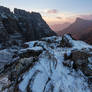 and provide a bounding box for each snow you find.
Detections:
[25,41,37,48]
[62,34,92,50]
[72,40,92,50]
[19,46,43,54]
[18,35,92,92]
[19,66,36,92]
[88,57,92,70]
[88,57,92,63]
[64,34,73,41]
[0,49,13,63]
[25,36,62,50]
[19,47,91,92]
[0,75,10,92]
[30,47,43,51]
